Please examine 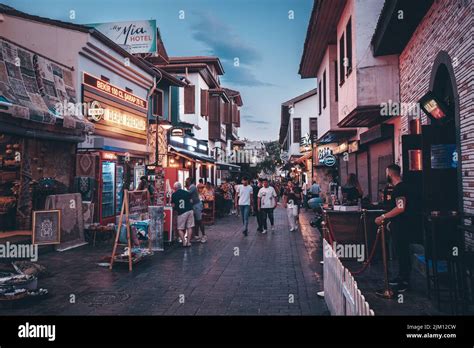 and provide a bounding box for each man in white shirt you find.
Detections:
[235,177,253,236]
[257,178,277,233]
